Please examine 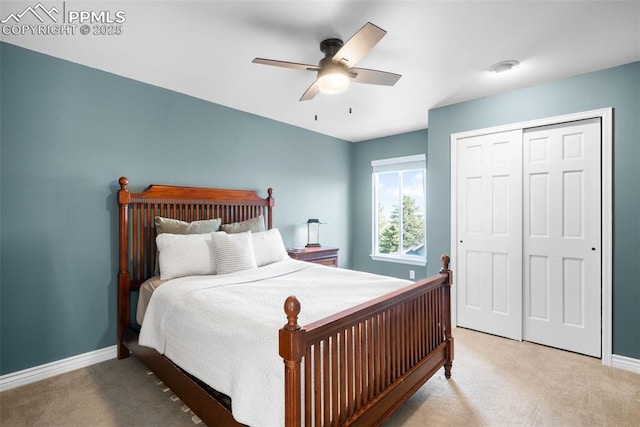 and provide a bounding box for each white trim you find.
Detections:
[450,133,459,328]
[450,108,613,366]
[611,354,640,375]
[370,254,427,266]
[0,345,117,391]
[371,153,426,167]
[600,108,614,366]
